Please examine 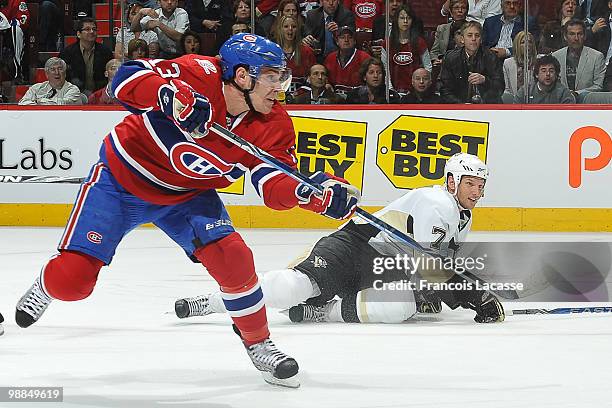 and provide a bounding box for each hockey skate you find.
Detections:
[415,290,442,314]
[233,325,300,388]
[174,294,216,318]
[286,303,331,323]
[15,277,52,328]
